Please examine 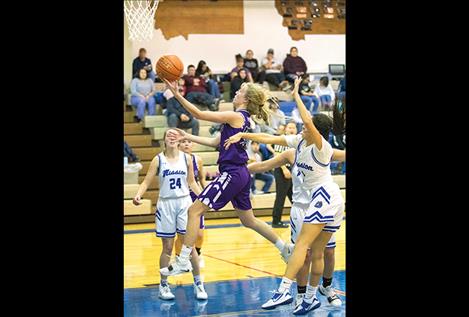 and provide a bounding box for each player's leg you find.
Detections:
[174,233,183,256]
[292,230,332,315]
[318,236,342,306]
[261,222,324,310]
[233,176,293,260]
[195,215,205,267]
